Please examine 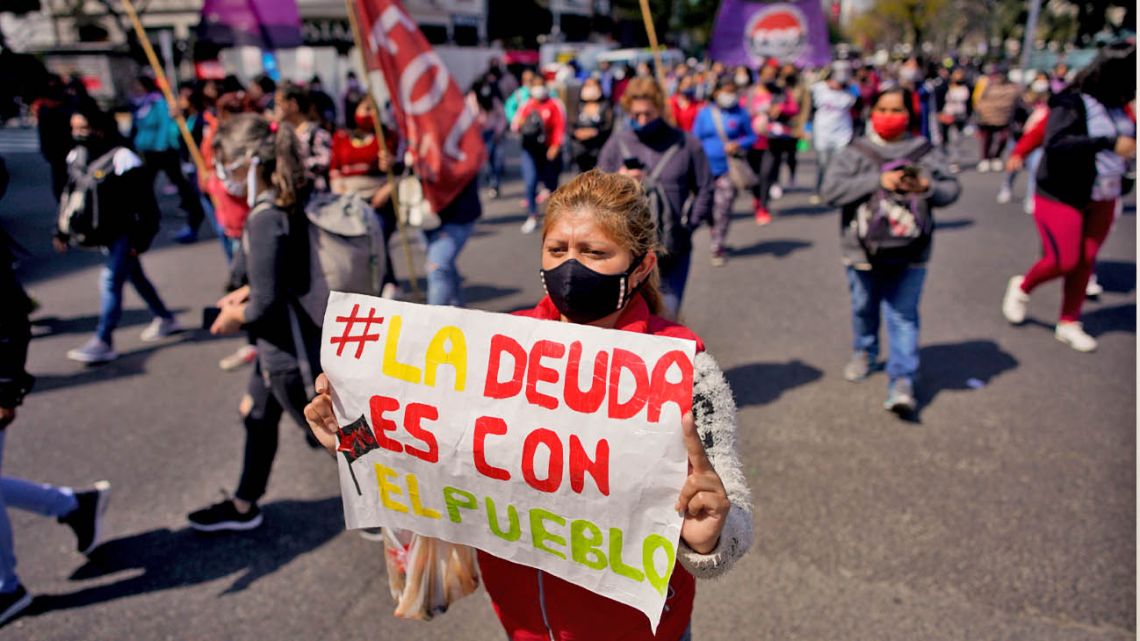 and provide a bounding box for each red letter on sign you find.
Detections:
[526,340,565,411]
[484,335,526,399]
[522,428,564,493]
[368,395,404,453]
[403,402,440,463]
[473,416,511,481]
[647,350,694,423]
[608,349,649,420]
[569,435,610,496]
[564,341,607,414]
